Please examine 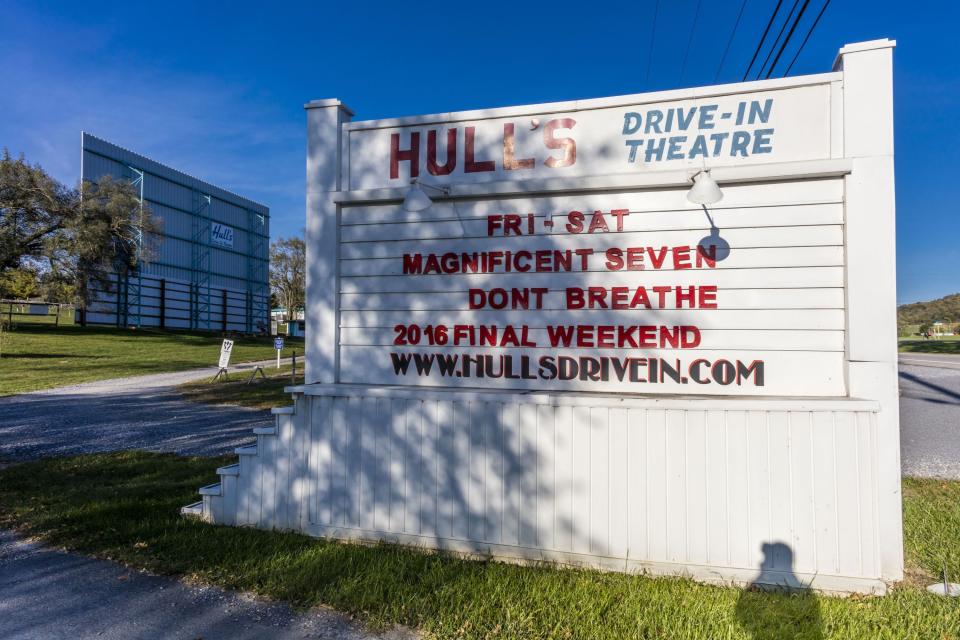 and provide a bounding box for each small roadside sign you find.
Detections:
[218,339,234,369]
[274,336,284,368]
